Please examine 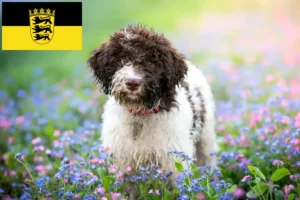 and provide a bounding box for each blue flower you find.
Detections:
[161,172,173,180]
[85,177,100,185]
[182,170,193,178]
[177,195,189,200]
[65,191,74,199]
[213,169,223,177]
[198,165,212,173]
[71,172,83,184]
[168,151,192,161]
[12,183,18,187]
[0,188,4,194]
[112,180,123,187]
[139,167,148,173]
[99,153,107,160]
[17,90,27,98]
[58,188,64,196]
[126,175,148,182]
[190,179,204,193]
[14,153,22,159]
[83,195,97,200]
[20,192,31,200]
[89,154,95,159]
[219,193,233,200]
[176,175,185,183]
[35,177,49,190]
[210,180,230,193]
